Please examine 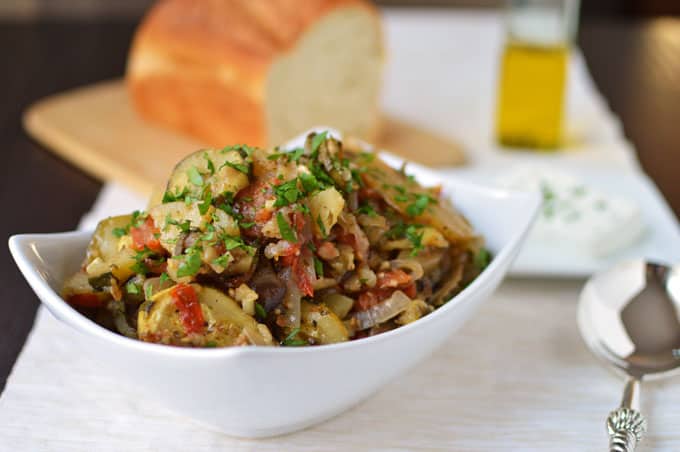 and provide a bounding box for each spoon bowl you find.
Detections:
[578,260,680,451]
